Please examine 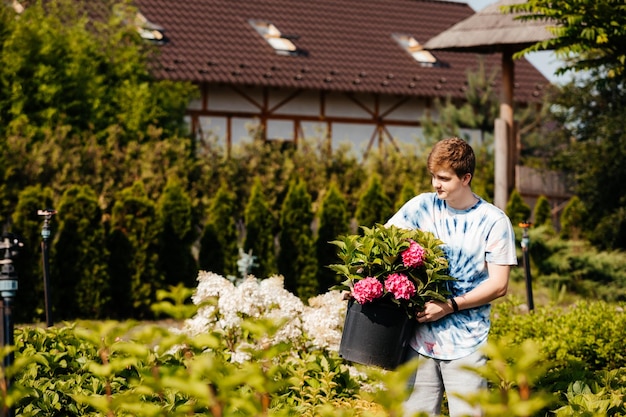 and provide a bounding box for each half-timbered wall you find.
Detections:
[186,83,482,157]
